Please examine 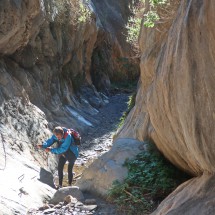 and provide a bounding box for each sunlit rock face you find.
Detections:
[0,97,57,214]
[116,1,215,214]
[76,138,145,196]
[118,0,215,176]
